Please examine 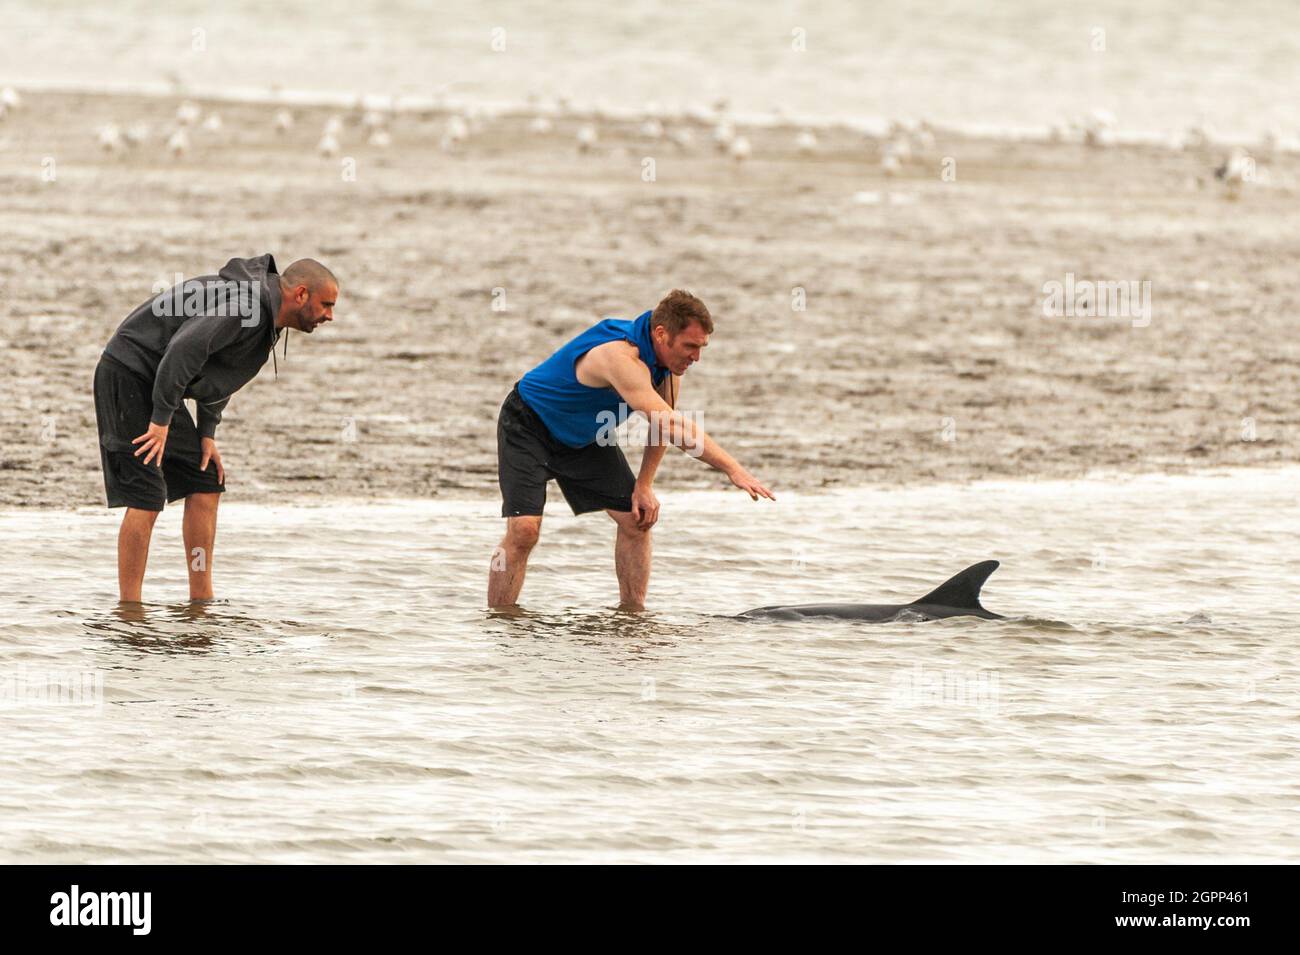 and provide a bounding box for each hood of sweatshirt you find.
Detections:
[219,252,282,348]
